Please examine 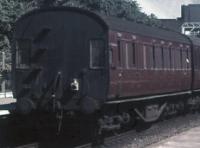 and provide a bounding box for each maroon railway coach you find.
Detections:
[190,36,200,93]
[104,16,192,100]
[12,7,200,134]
